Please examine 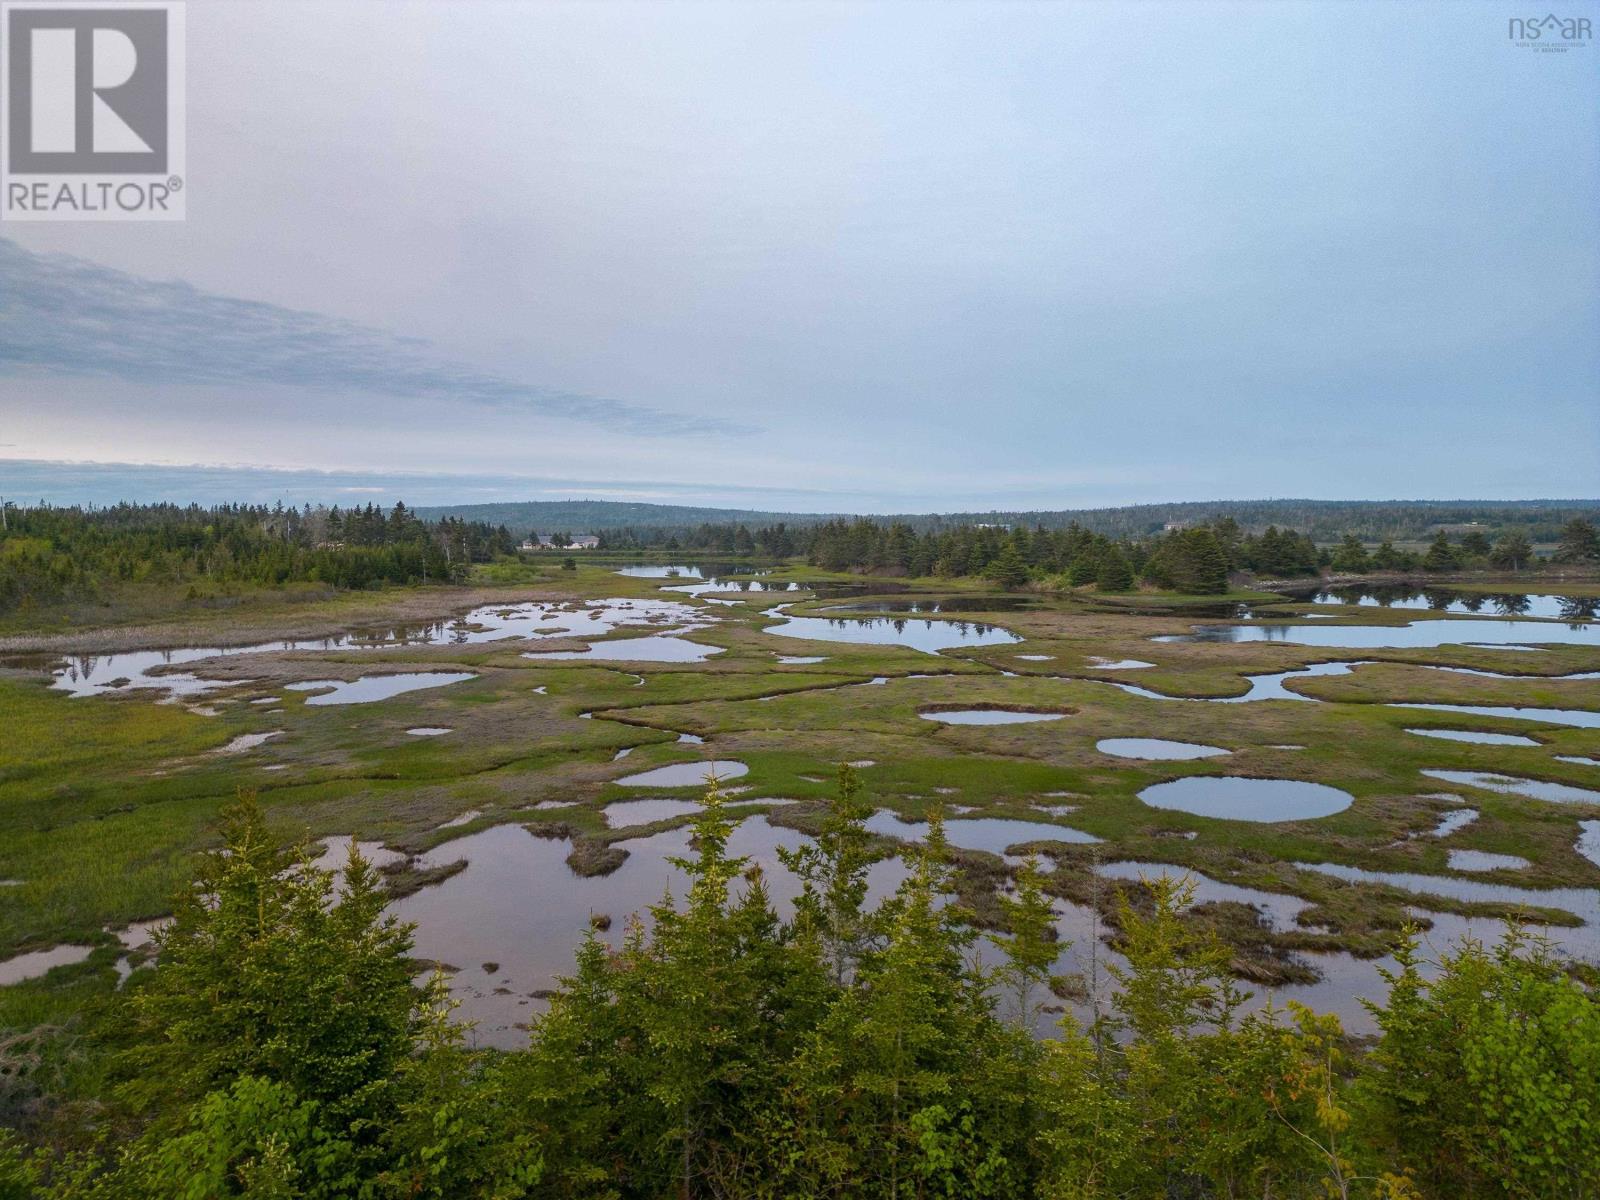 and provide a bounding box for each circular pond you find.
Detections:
[1137,776,1353,822]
